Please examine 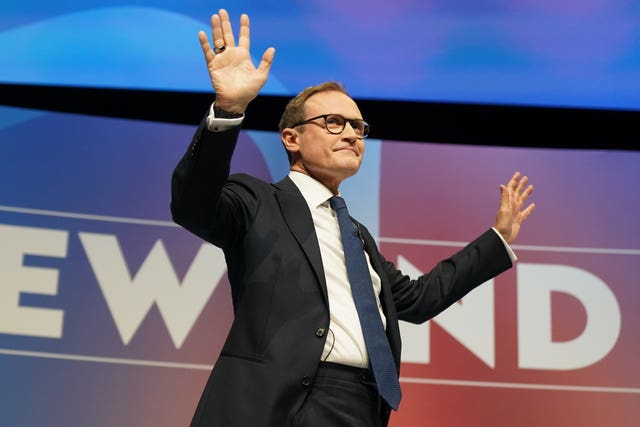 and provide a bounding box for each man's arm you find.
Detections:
[170,117,241,241]
[171,9,275,239]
